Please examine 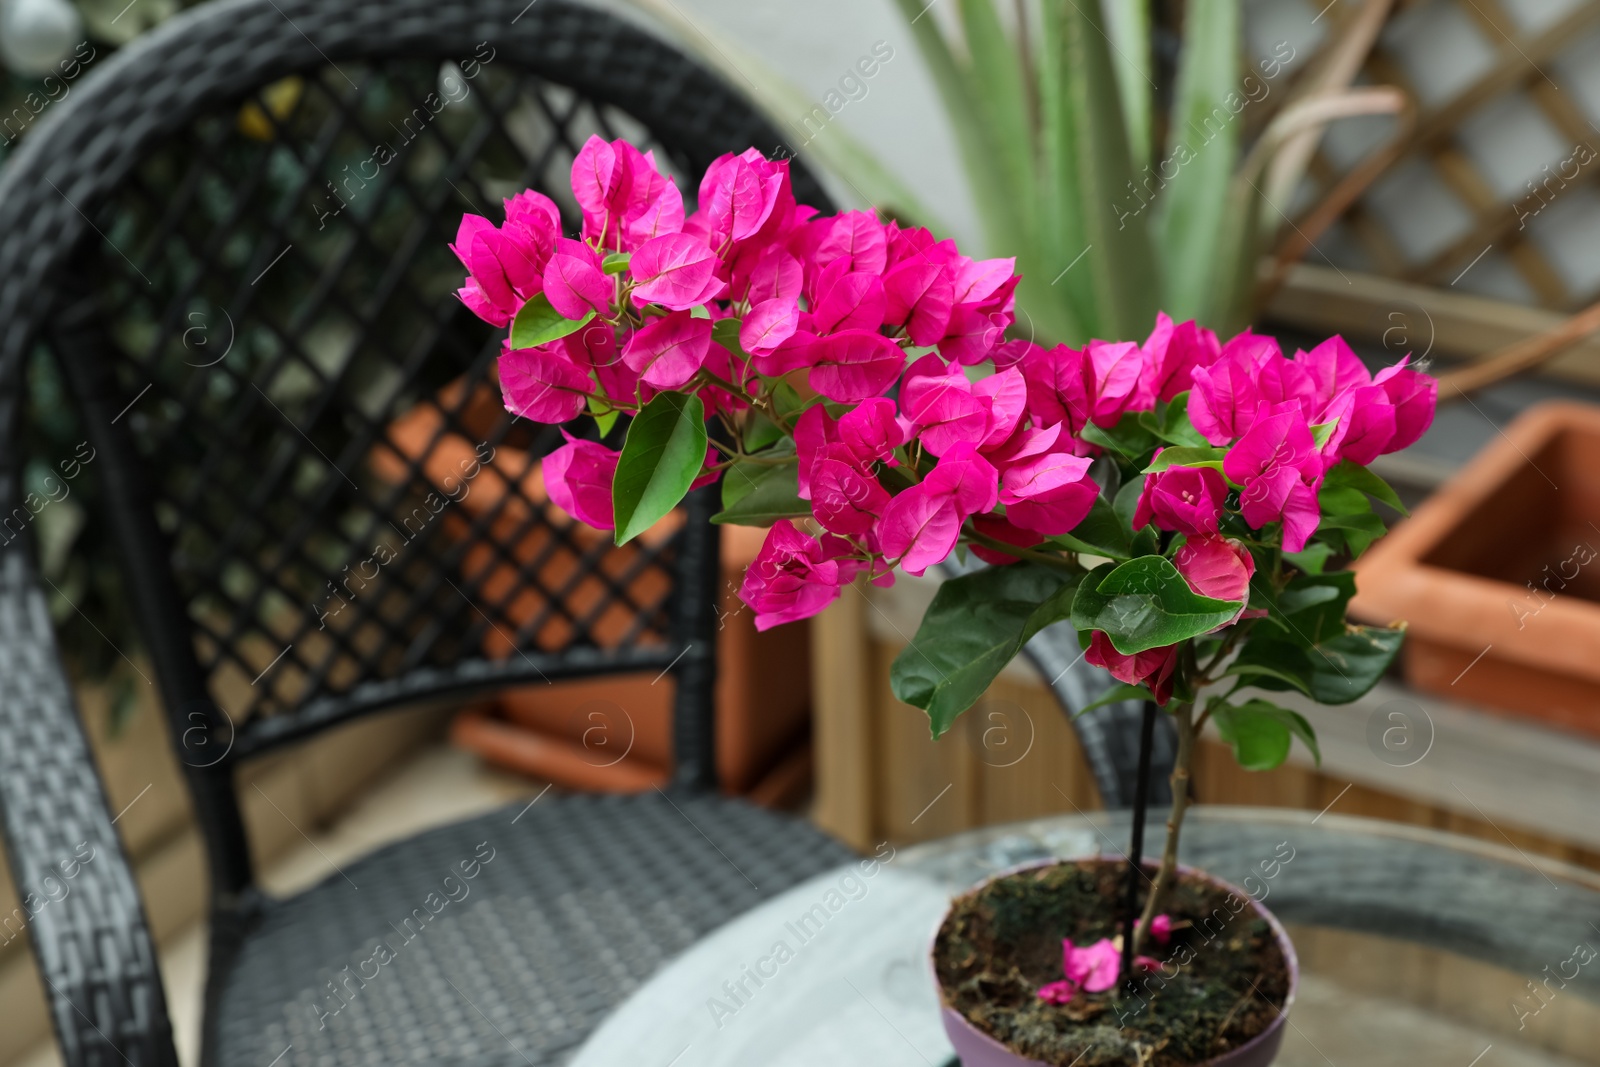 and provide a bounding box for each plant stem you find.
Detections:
[962,528,1081,571]
[1197,622,1249,684]
[1119,701,1158,993]
[1132,701,1194,959]
[695,368,749,398]
[748,392,788,436]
